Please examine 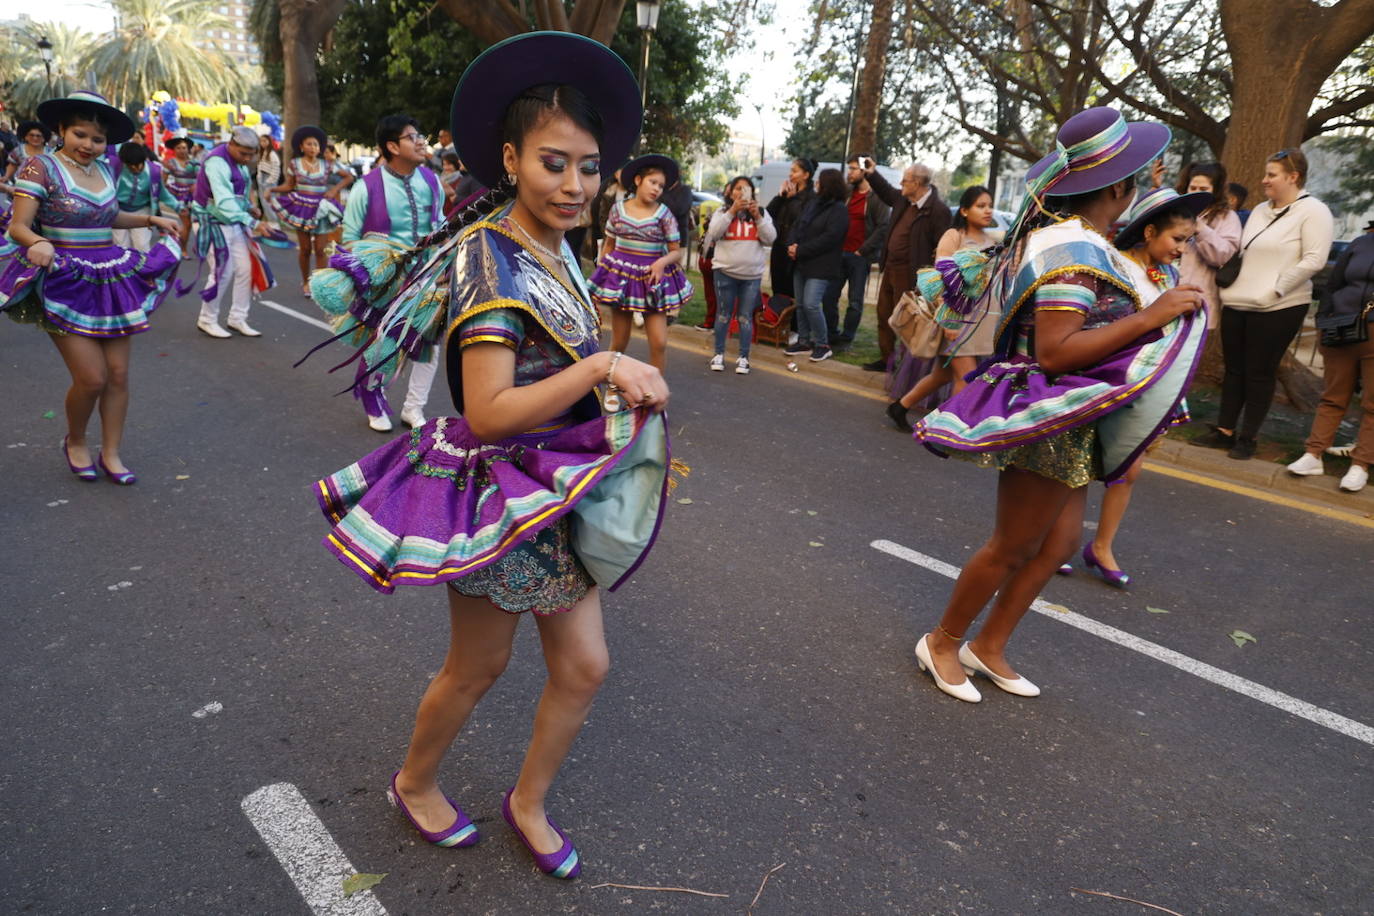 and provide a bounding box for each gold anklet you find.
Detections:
[936,624,965,642]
